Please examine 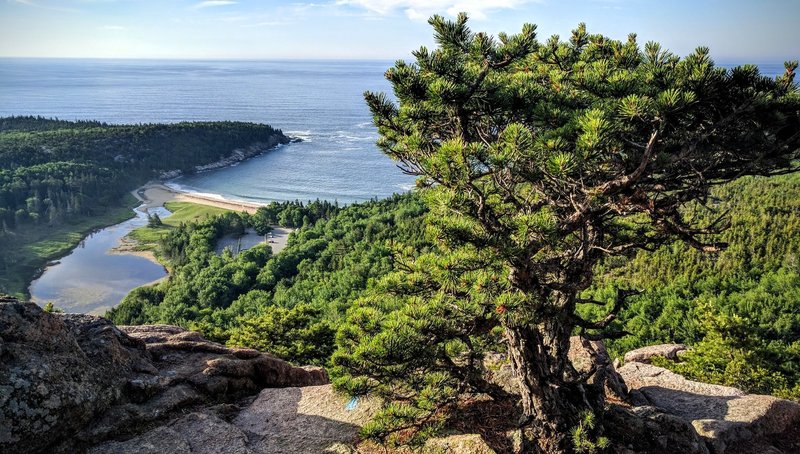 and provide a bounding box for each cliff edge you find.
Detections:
[0,298,327,453]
